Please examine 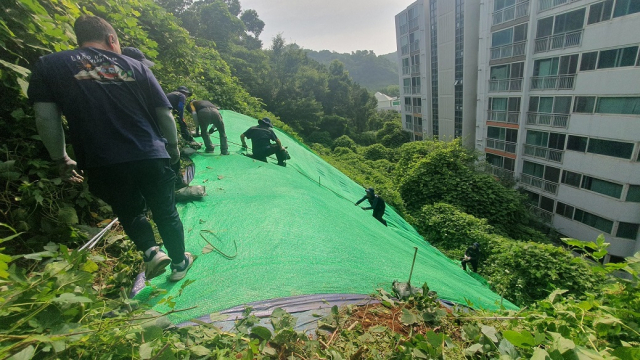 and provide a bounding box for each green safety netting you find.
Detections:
[134,110,518,324]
